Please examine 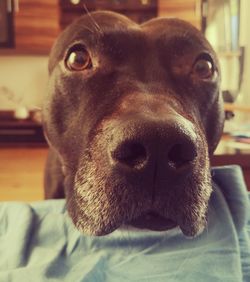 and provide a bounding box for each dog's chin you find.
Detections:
[128,211,178,231]
[124,212,206,238]
[89,217,205,238]
[70,201,207,238]
[70,143,211,238]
